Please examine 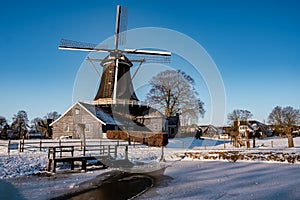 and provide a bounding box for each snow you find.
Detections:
[0,152,48,179]
[1,137,300,179]
[138,161,300,200]
[0,137,300,199]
